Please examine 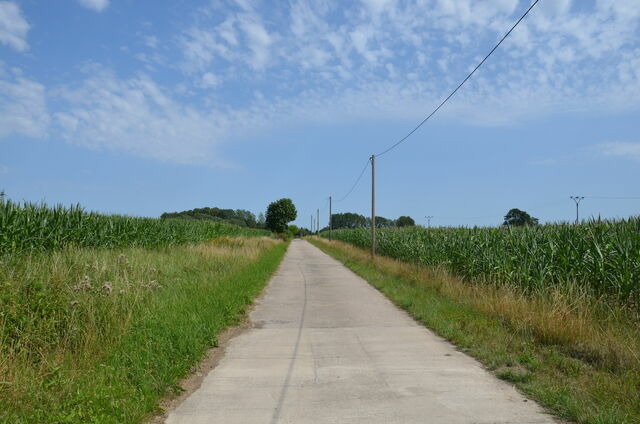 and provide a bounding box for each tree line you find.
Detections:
[327,213,415,230]
[161,207,265,229]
